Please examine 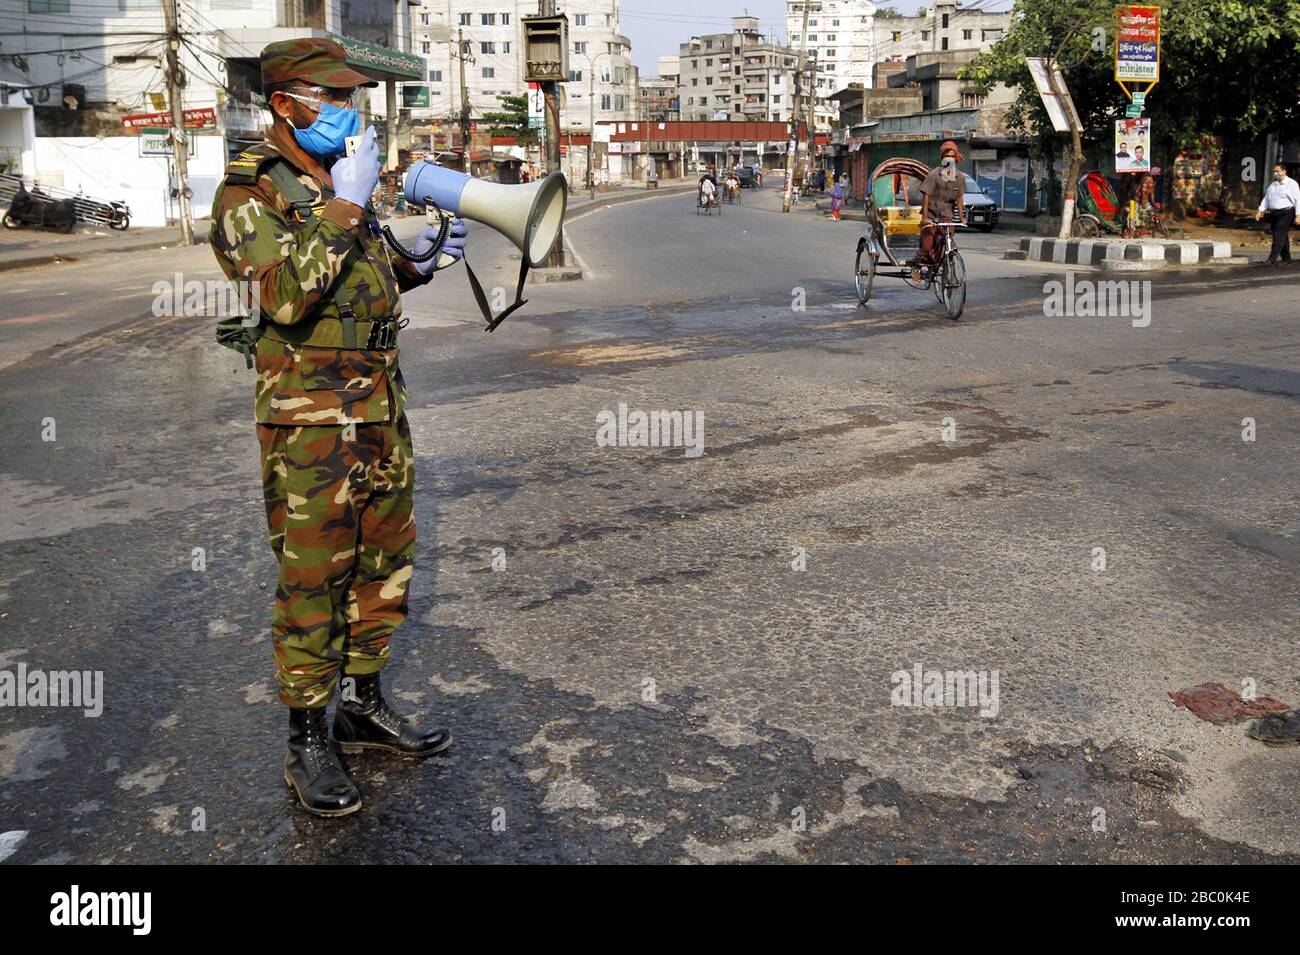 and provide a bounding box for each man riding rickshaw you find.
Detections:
[852,142,970,320]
